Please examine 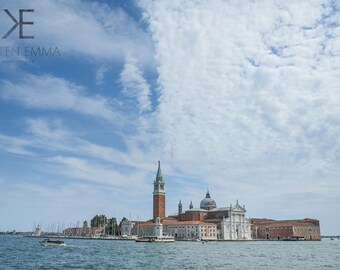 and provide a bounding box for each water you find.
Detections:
[0,236,339,270]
